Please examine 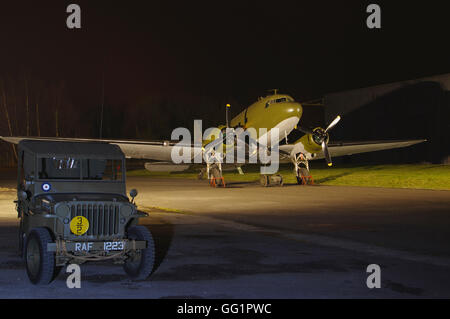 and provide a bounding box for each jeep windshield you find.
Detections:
[37,157,124,181]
